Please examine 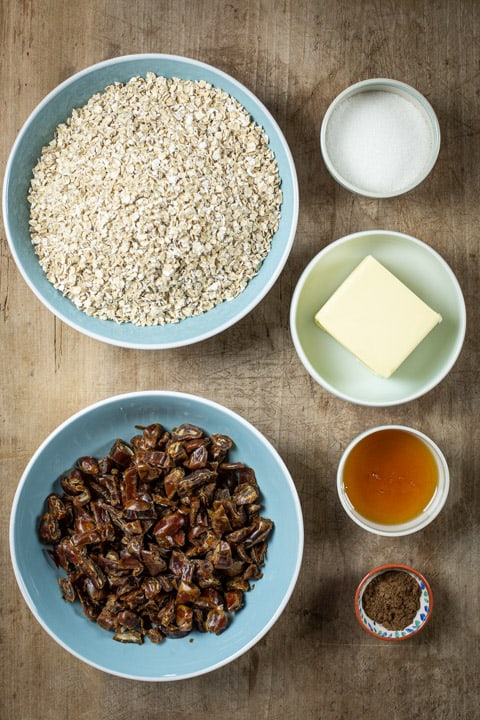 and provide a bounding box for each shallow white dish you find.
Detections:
[3,54,298,349]
[290,230,466,406]
[10,391,304,680]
